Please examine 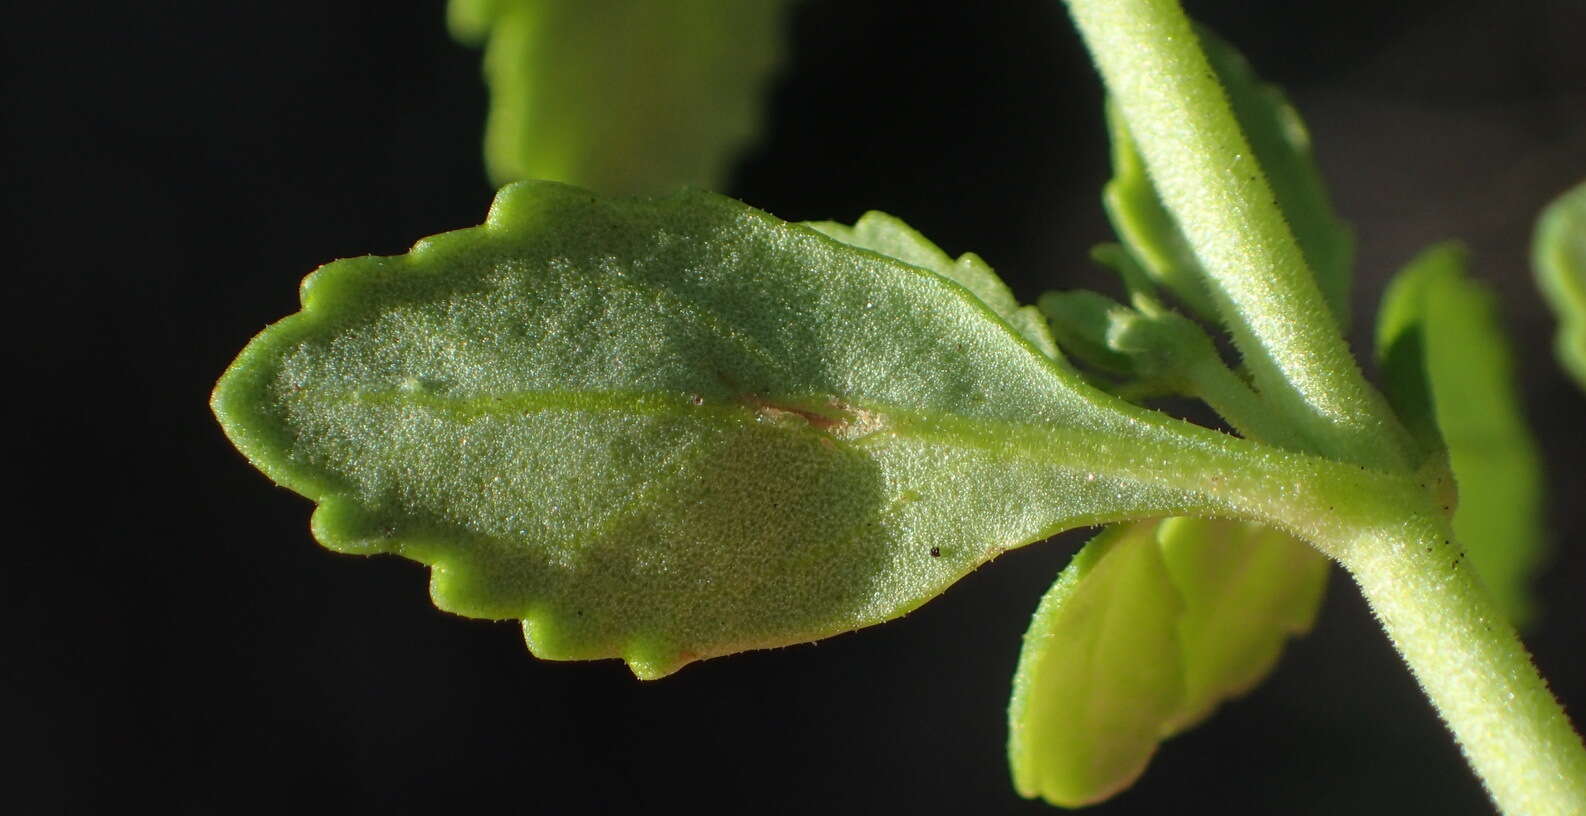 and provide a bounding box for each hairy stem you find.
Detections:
[1061,1,1586,811]
[1062,0,1411,470]
[1178,354,1305,450]
[1332,511,1586,816]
